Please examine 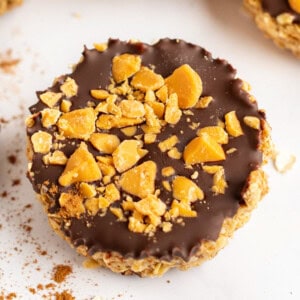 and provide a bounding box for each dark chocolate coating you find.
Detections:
[27,39,265,261]
[262,0,300,23]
